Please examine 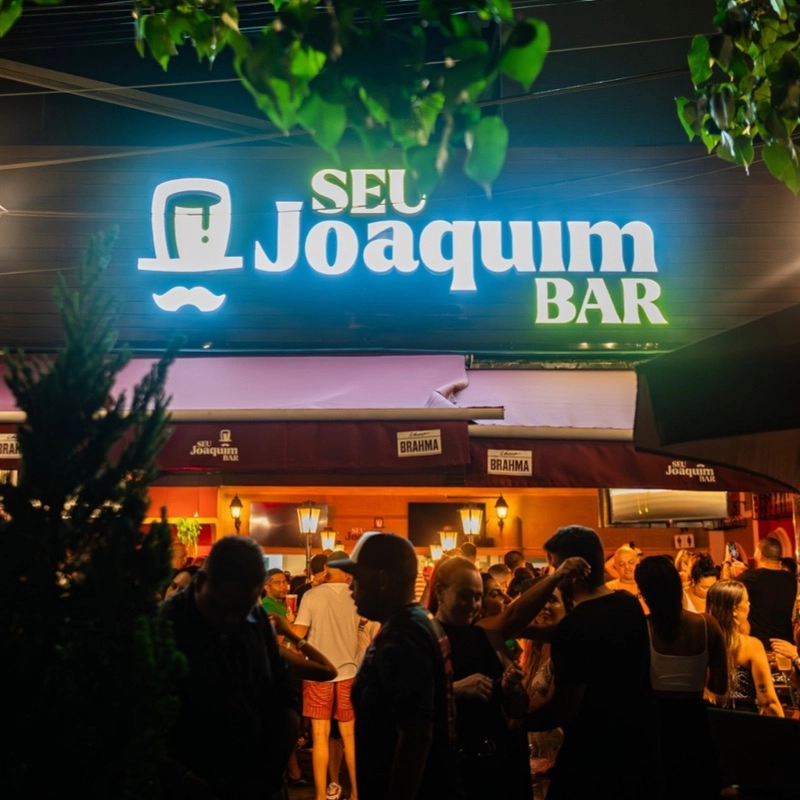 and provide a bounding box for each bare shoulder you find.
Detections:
[743,634,768,661]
